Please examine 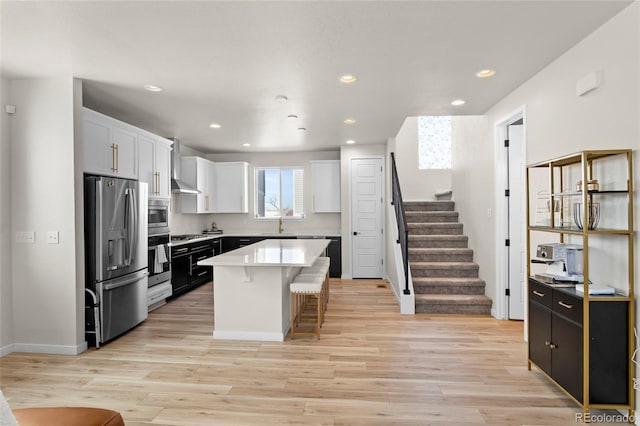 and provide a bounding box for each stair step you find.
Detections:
[409,235,468,248]
[409,248,473,262]
[407,223,463,235]
[415,294,492,314]
[412,277,486,295]
[406,211,459,223]
[410,262,479,278]
[404,201,454,212]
